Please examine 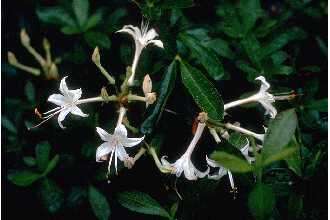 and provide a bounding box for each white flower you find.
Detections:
[96,124,144,174]
[117,22,164,85]
[29,77,88,129]
[253,76,277,118]
[161,122,209,180]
